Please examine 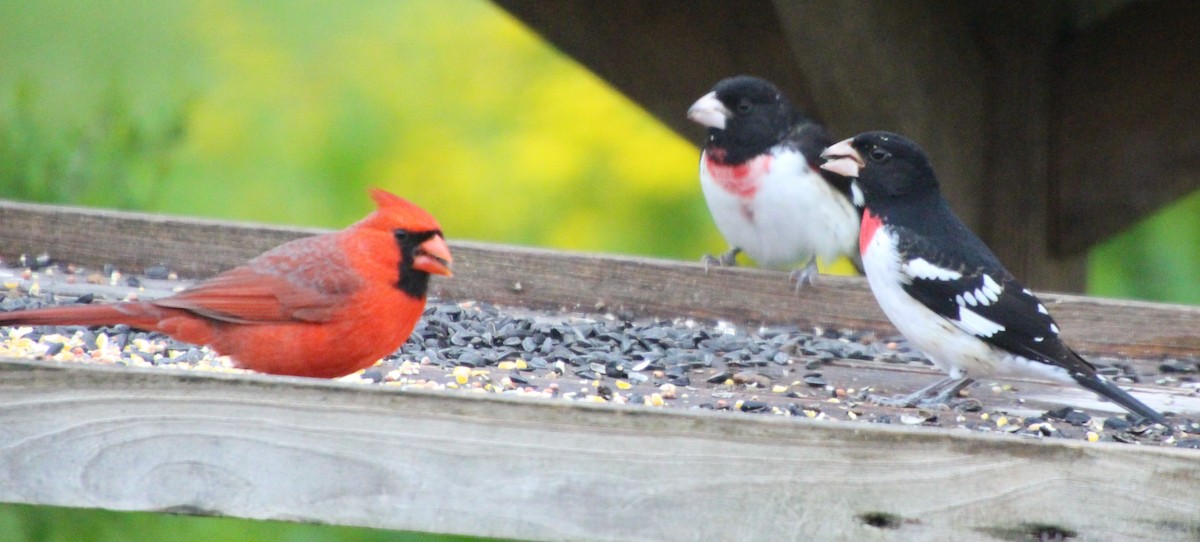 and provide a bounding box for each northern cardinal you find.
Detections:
[0,188,452,379]
[820,132,1165,422]
[687,75,859,286]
